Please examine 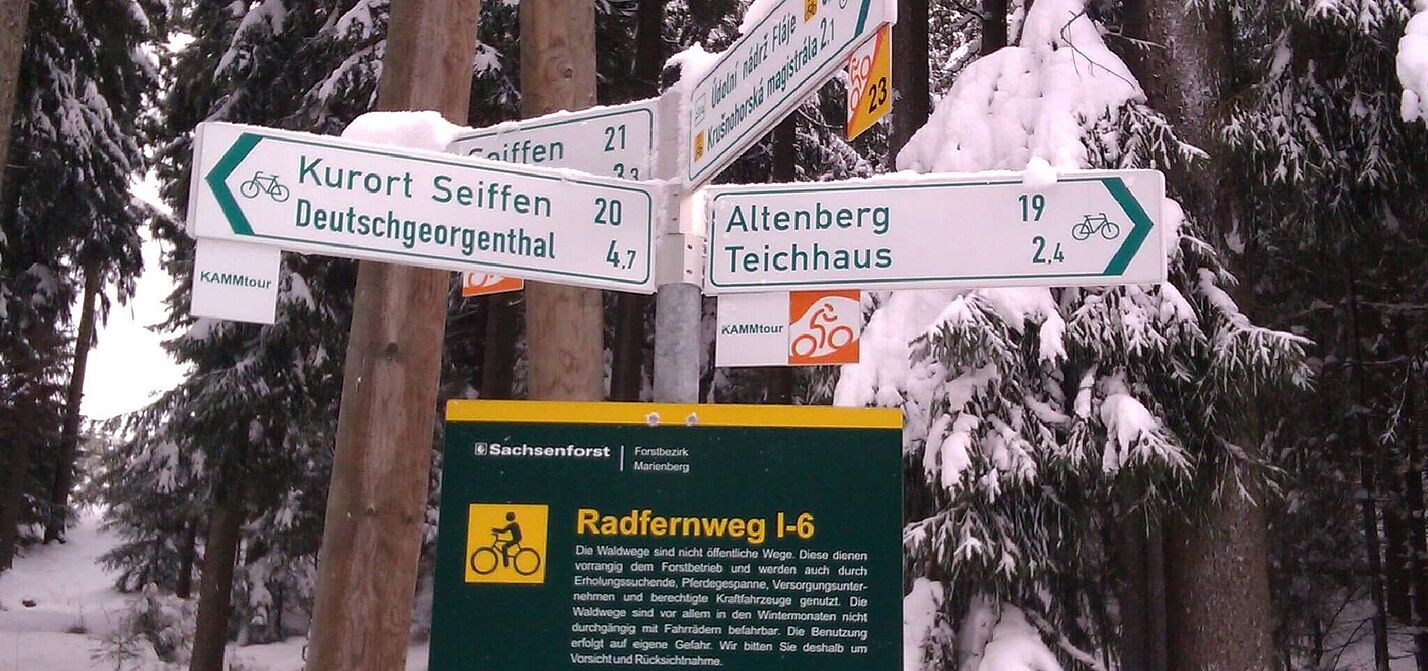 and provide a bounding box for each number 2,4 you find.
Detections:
[1031,236,1065,265]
